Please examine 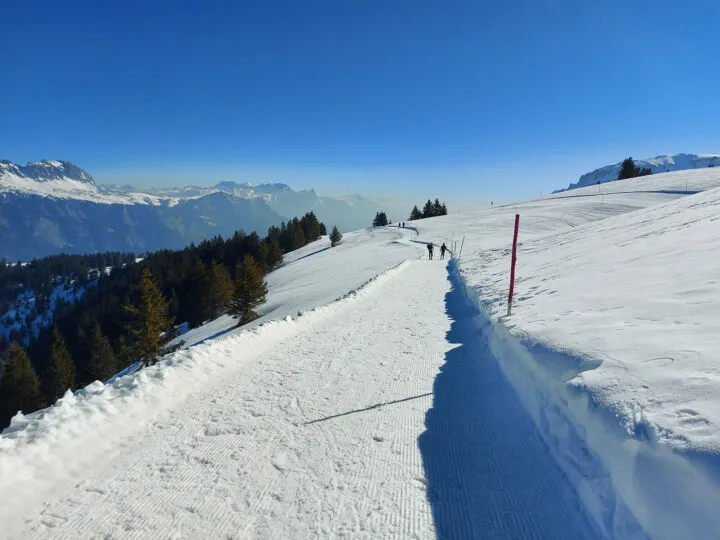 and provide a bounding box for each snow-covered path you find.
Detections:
[9,261,597,539]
